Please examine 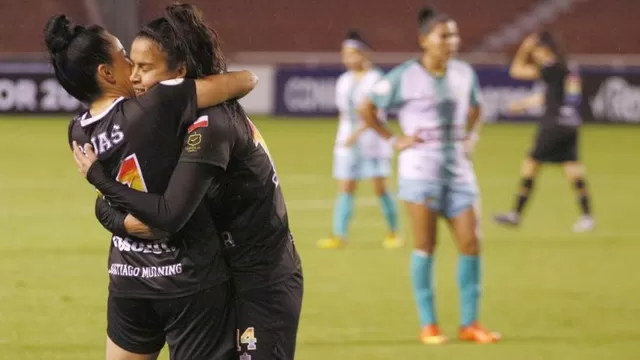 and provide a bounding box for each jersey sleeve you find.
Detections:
[469,68,482,107]
[67,118,90,148]
[179,107,235,169]
[123,78,198,130]
[94,196,128,237]
[85,160,216,233]
[368,66,406,110]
